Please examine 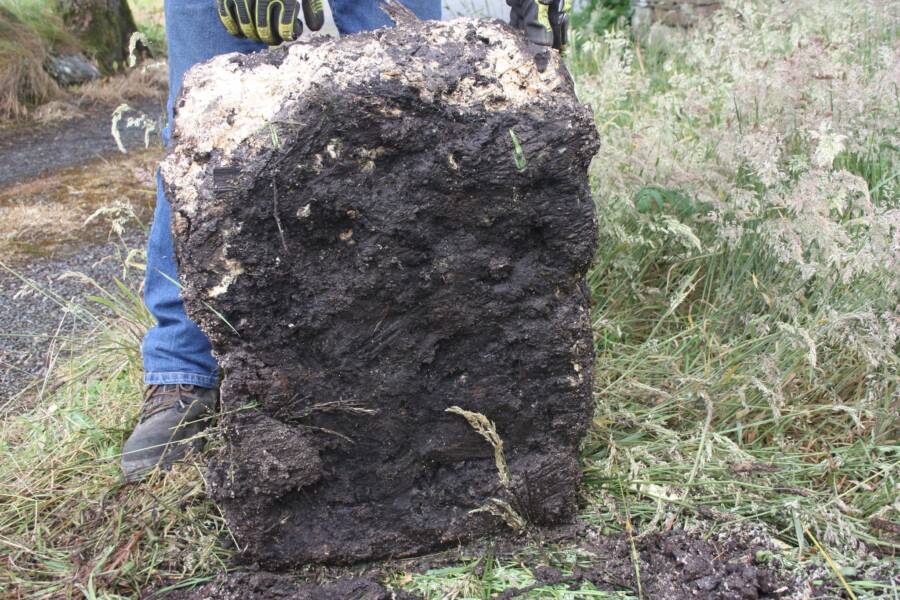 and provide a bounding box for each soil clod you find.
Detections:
[162,16,598,566]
